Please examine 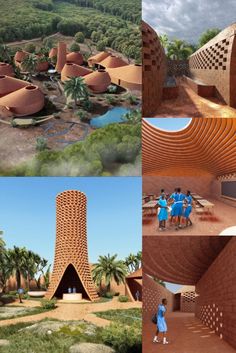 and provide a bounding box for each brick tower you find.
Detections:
[46,190,98,301]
